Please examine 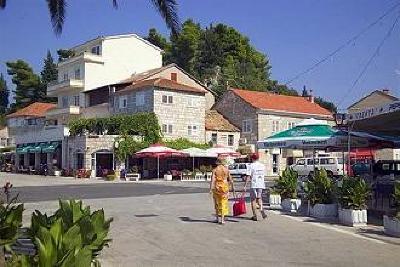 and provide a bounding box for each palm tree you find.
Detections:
[0,0,181,35]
